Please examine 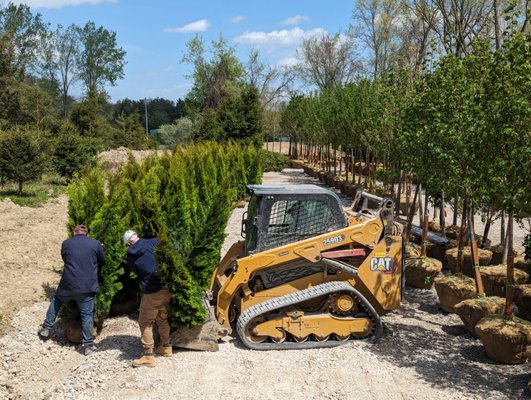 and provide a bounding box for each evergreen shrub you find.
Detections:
[66,142,261,327]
